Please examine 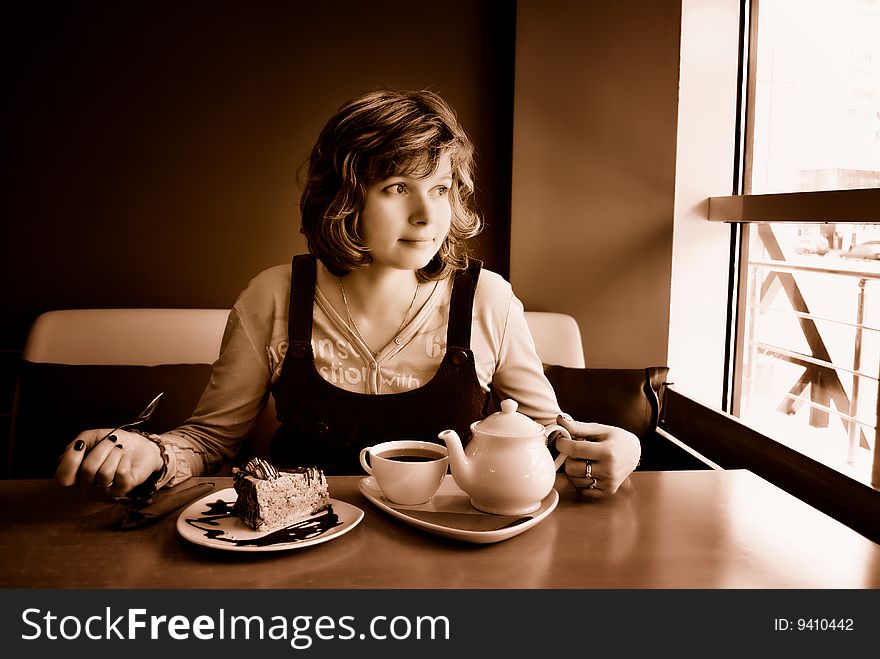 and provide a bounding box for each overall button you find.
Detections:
[289,343,308,359]
[450,349,468,366]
